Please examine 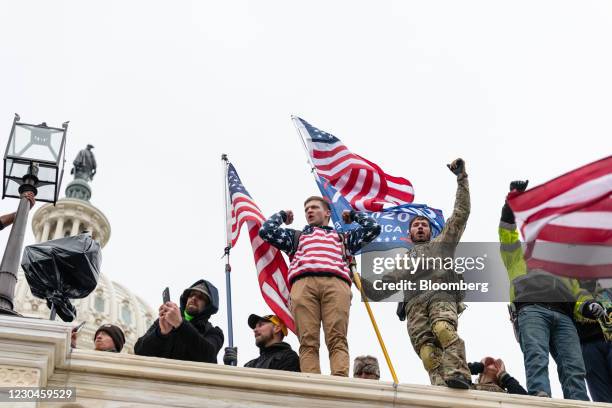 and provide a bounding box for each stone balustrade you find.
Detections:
[0,315,608,408]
